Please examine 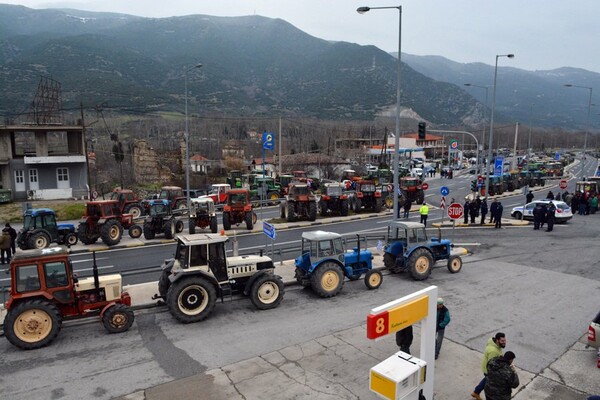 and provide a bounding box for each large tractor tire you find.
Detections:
[77,223,99,245]
[280,202,287,219]
[354,198,362,213]
[210,217,218,233]
[175,220,184,233]
[128,224,142,239]
[417,191,425,205]
[166,276,217,323]
[407,248,433,281]
[4,299,62,350]
[268,191,281,205]
[64,232,79,247]
[223,212,232,230]
[364,270,383,290]
[287,202,297,222]
[340,199,349,216]
[100,220,123,246]
[245,212,254,230]
[447,255,463,274]
[250,274,285,310]
[308,201,317,221]
[374,199,383,213]
[310,262,345,298]
[27,231,50,249]
[384,253,404,274]
[158,265,173,298]
[163,220,175,239]
[102,304,134,334]
[189,217,196,234]
[143,223,155,240]
[319,200,328,217]
[123,203,143,218]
